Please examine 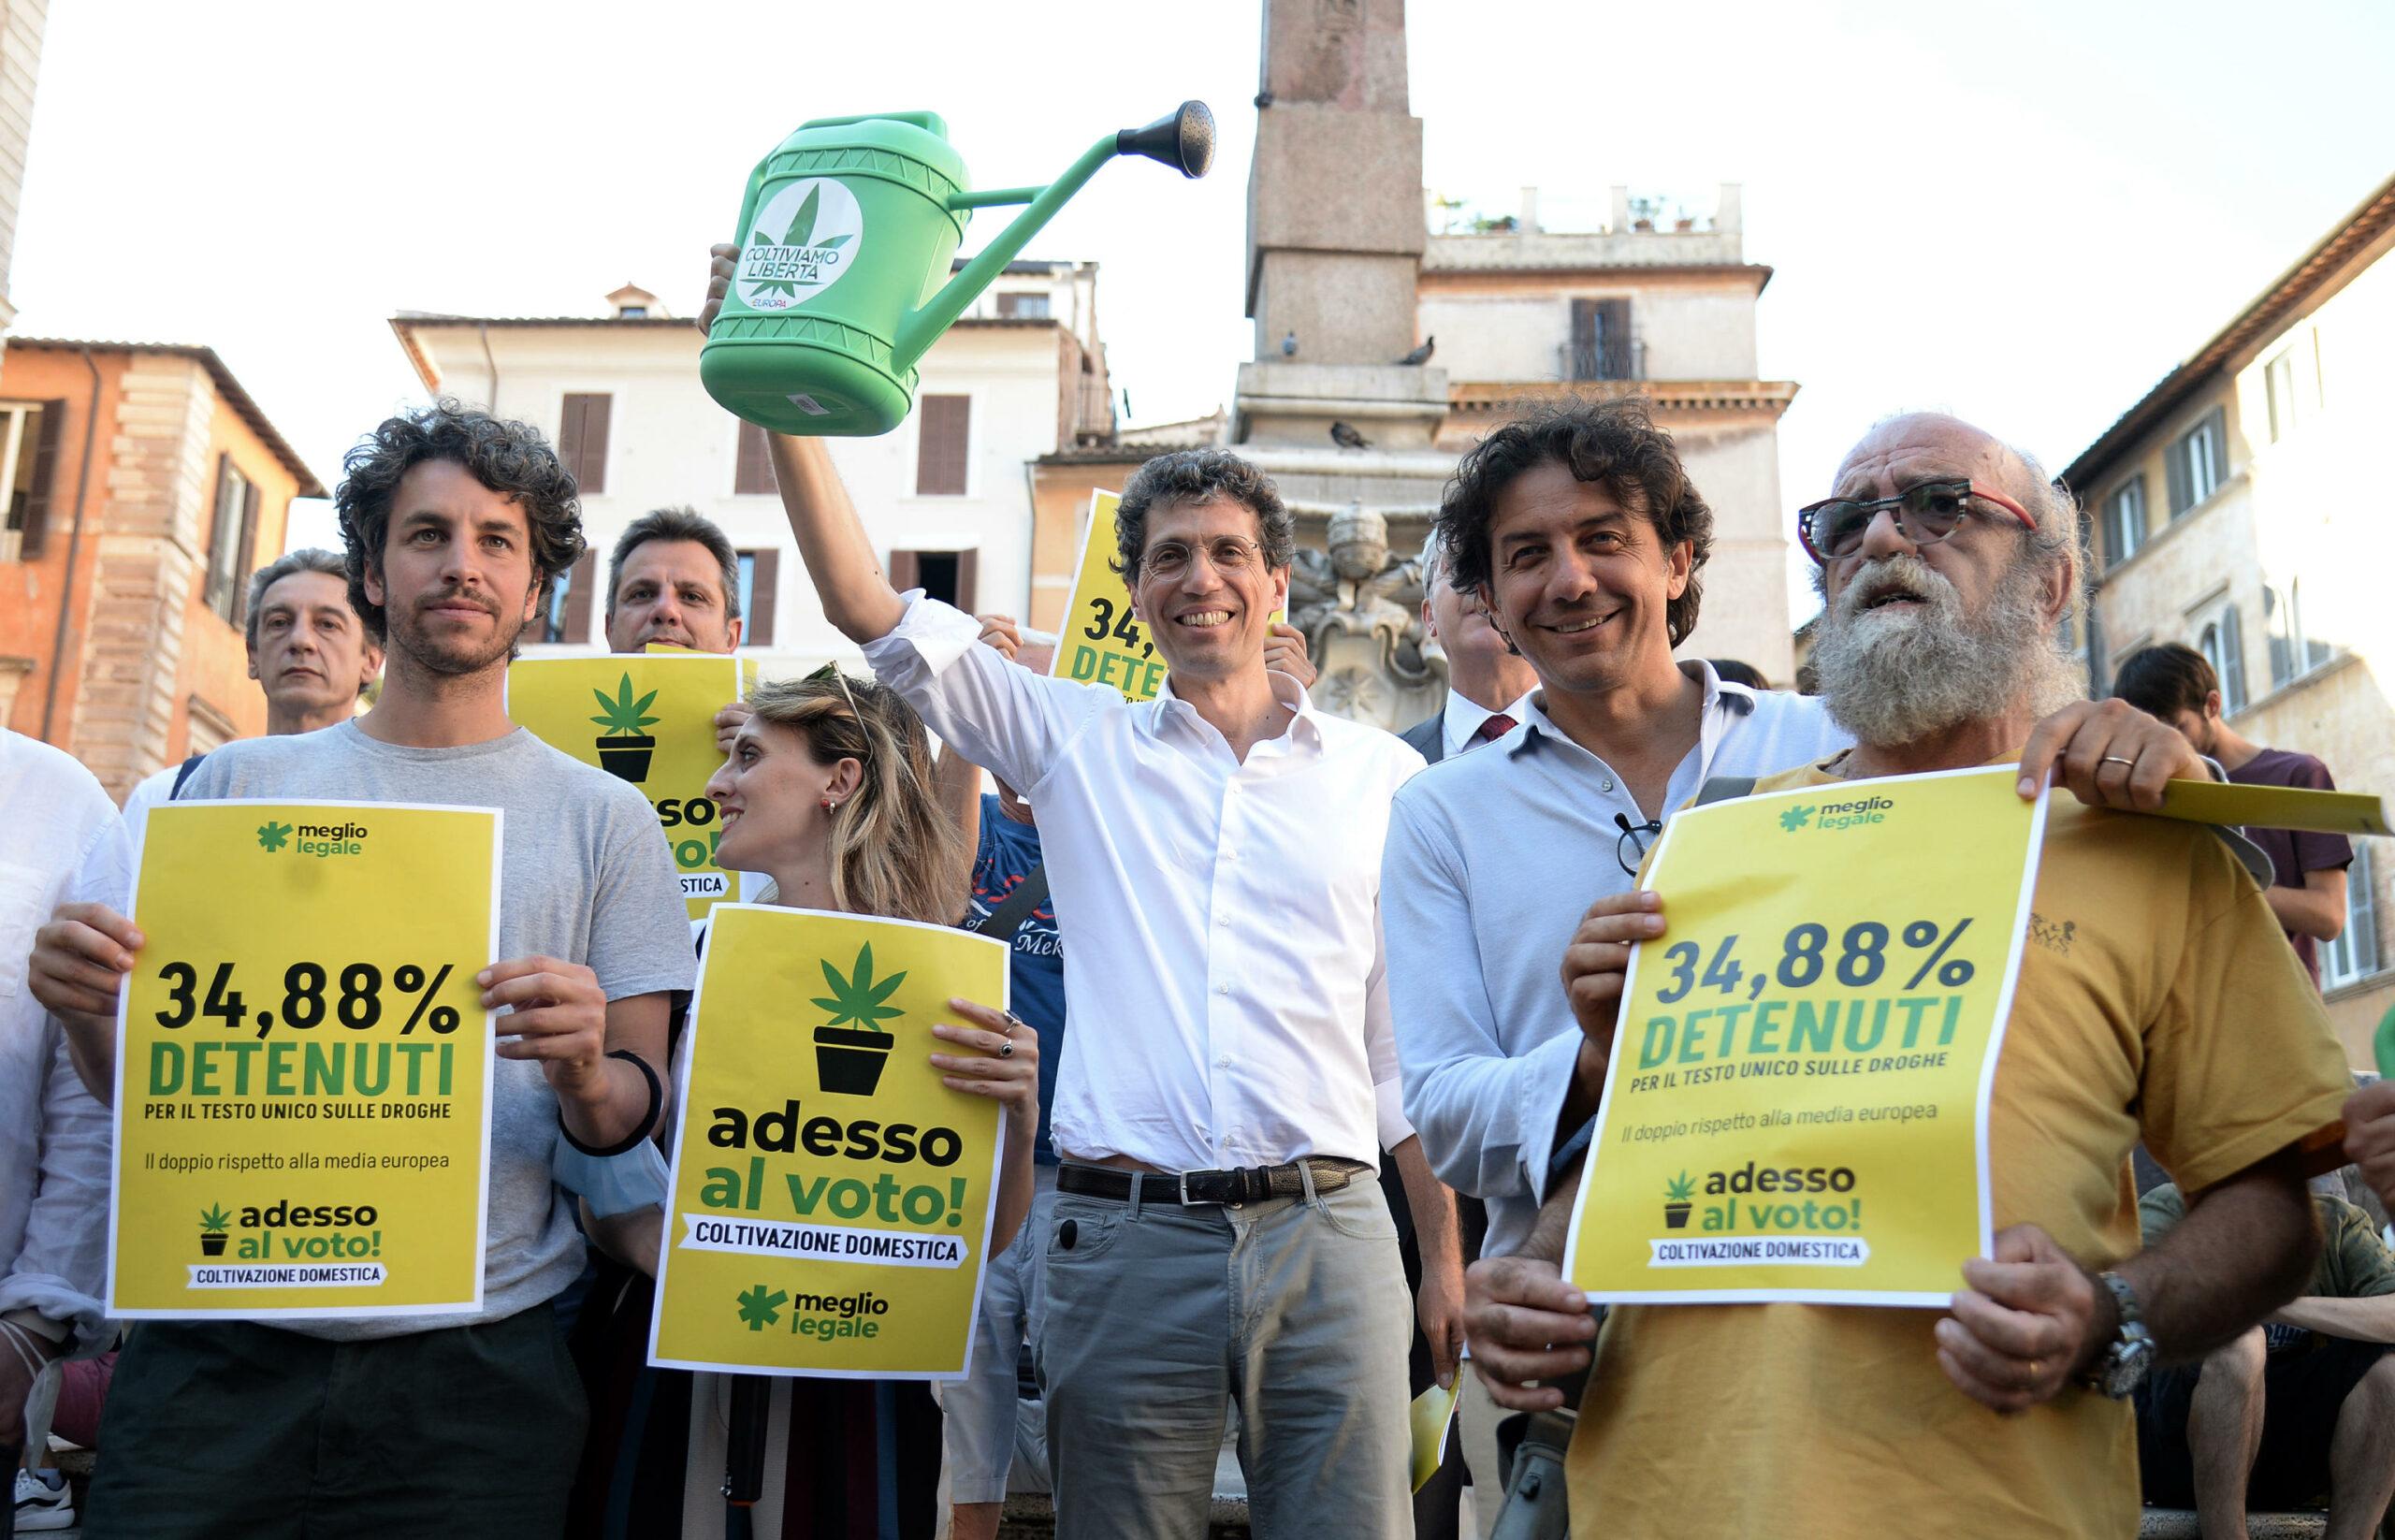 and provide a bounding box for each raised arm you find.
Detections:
[704,244,903,643]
